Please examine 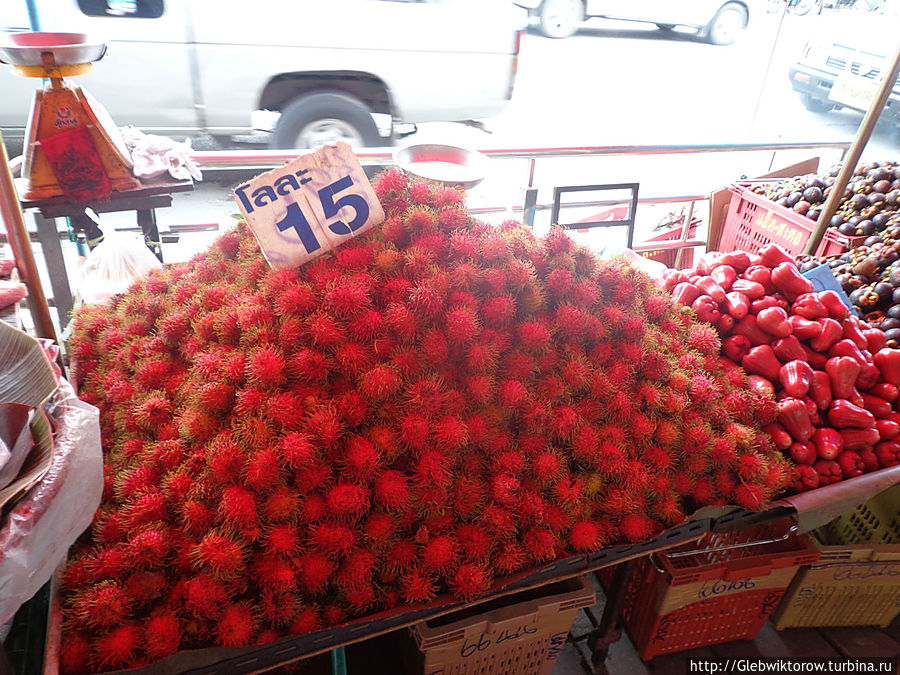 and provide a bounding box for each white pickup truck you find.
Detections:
[0,0,526,148]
